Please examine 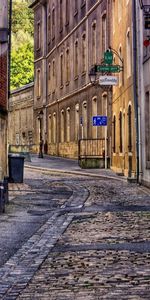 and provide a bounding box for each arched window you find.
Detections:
[48,12,51,43]
[60,0,63,32]
[48,114,52,143]
[37,69,41,97]
[66,107,70,142]
[92,97,97,138]
[102,14,107,53]
[126,29,131,77]
[66,0,70,25]
[119,111,123,153]
[61,110,65,142]
[82,101,87,139]
[52,60,56,92]
[74,40,79,77]
[66,48,70,83]
[48,63,51,94]
[53,112,56,143]
[113,115,116,153]
[52,6,55,39]
[128,105,132,152]
[60,53,63,86]
[82,33,86,73]
[92,21,96,65]
[75,103,79,140]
